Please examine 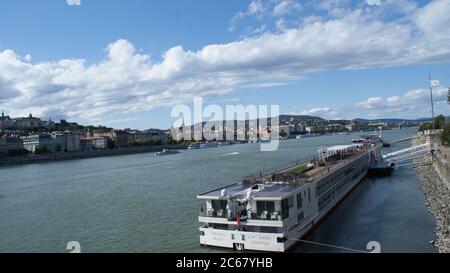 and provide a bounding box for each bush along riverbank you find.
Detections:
[413,137,450,253]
